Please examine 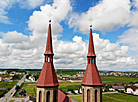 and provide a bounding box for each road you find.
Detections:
[0,74,27,102]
